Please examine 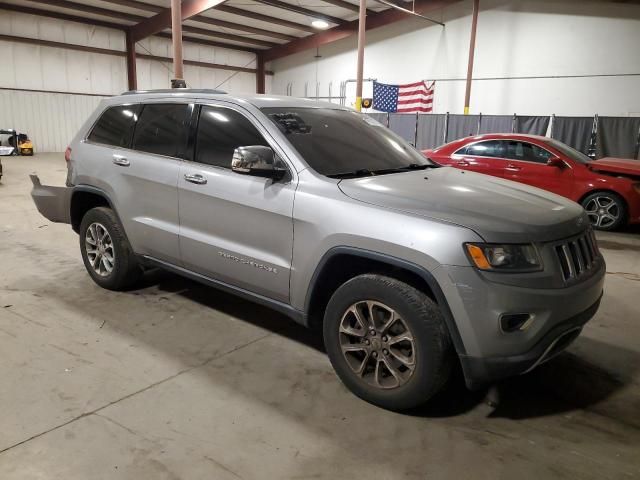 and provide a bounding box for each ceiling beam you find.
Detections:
[0,2,128,30]
[252,0,346,25]
[264,0,456,61]
[98,0,302,39]
[25,0,144,22]
[155,32,258,53]
[187,14,297,41]
[131,0,226,41]
[216,5,317,33]
[320,0,373,15]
